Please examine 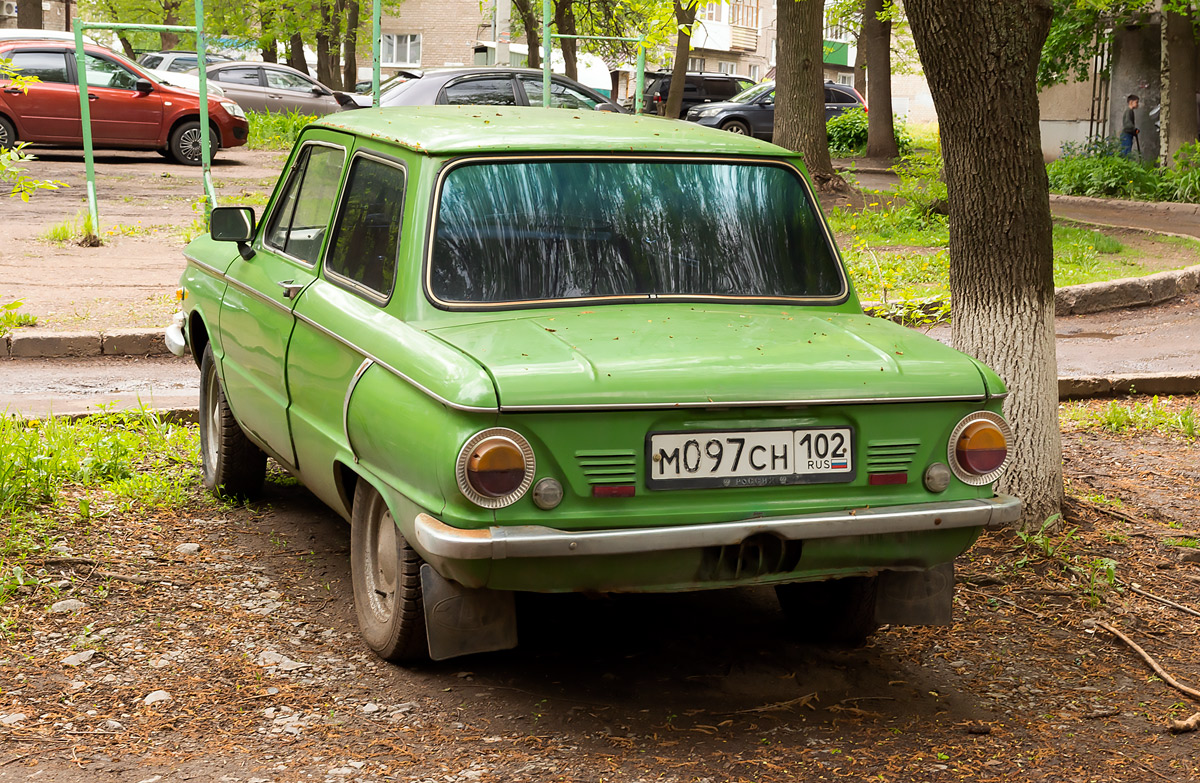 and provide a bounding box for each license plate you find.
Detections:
[646,427,855,490]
